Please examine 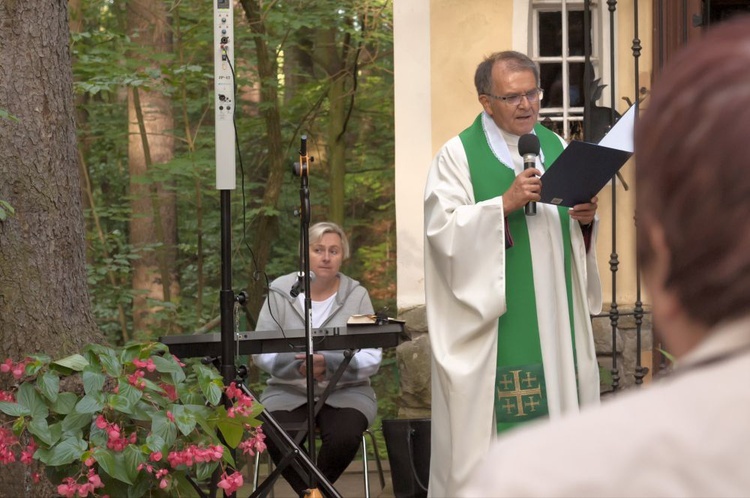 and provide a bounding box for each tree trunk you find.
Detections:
[239,0,286,318]
[0,1,100,495]
[126,0,179,338]
[318,27,356,225]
